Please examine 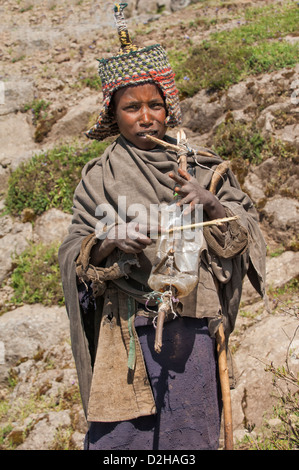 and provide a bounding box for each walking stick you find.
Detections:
[208,160,234,451]
[216,323,234,450]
